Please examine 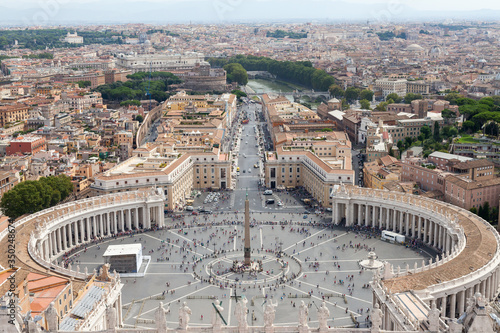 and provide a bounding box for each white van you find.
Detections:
[264,190,273,195]
[185,206,194,211]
